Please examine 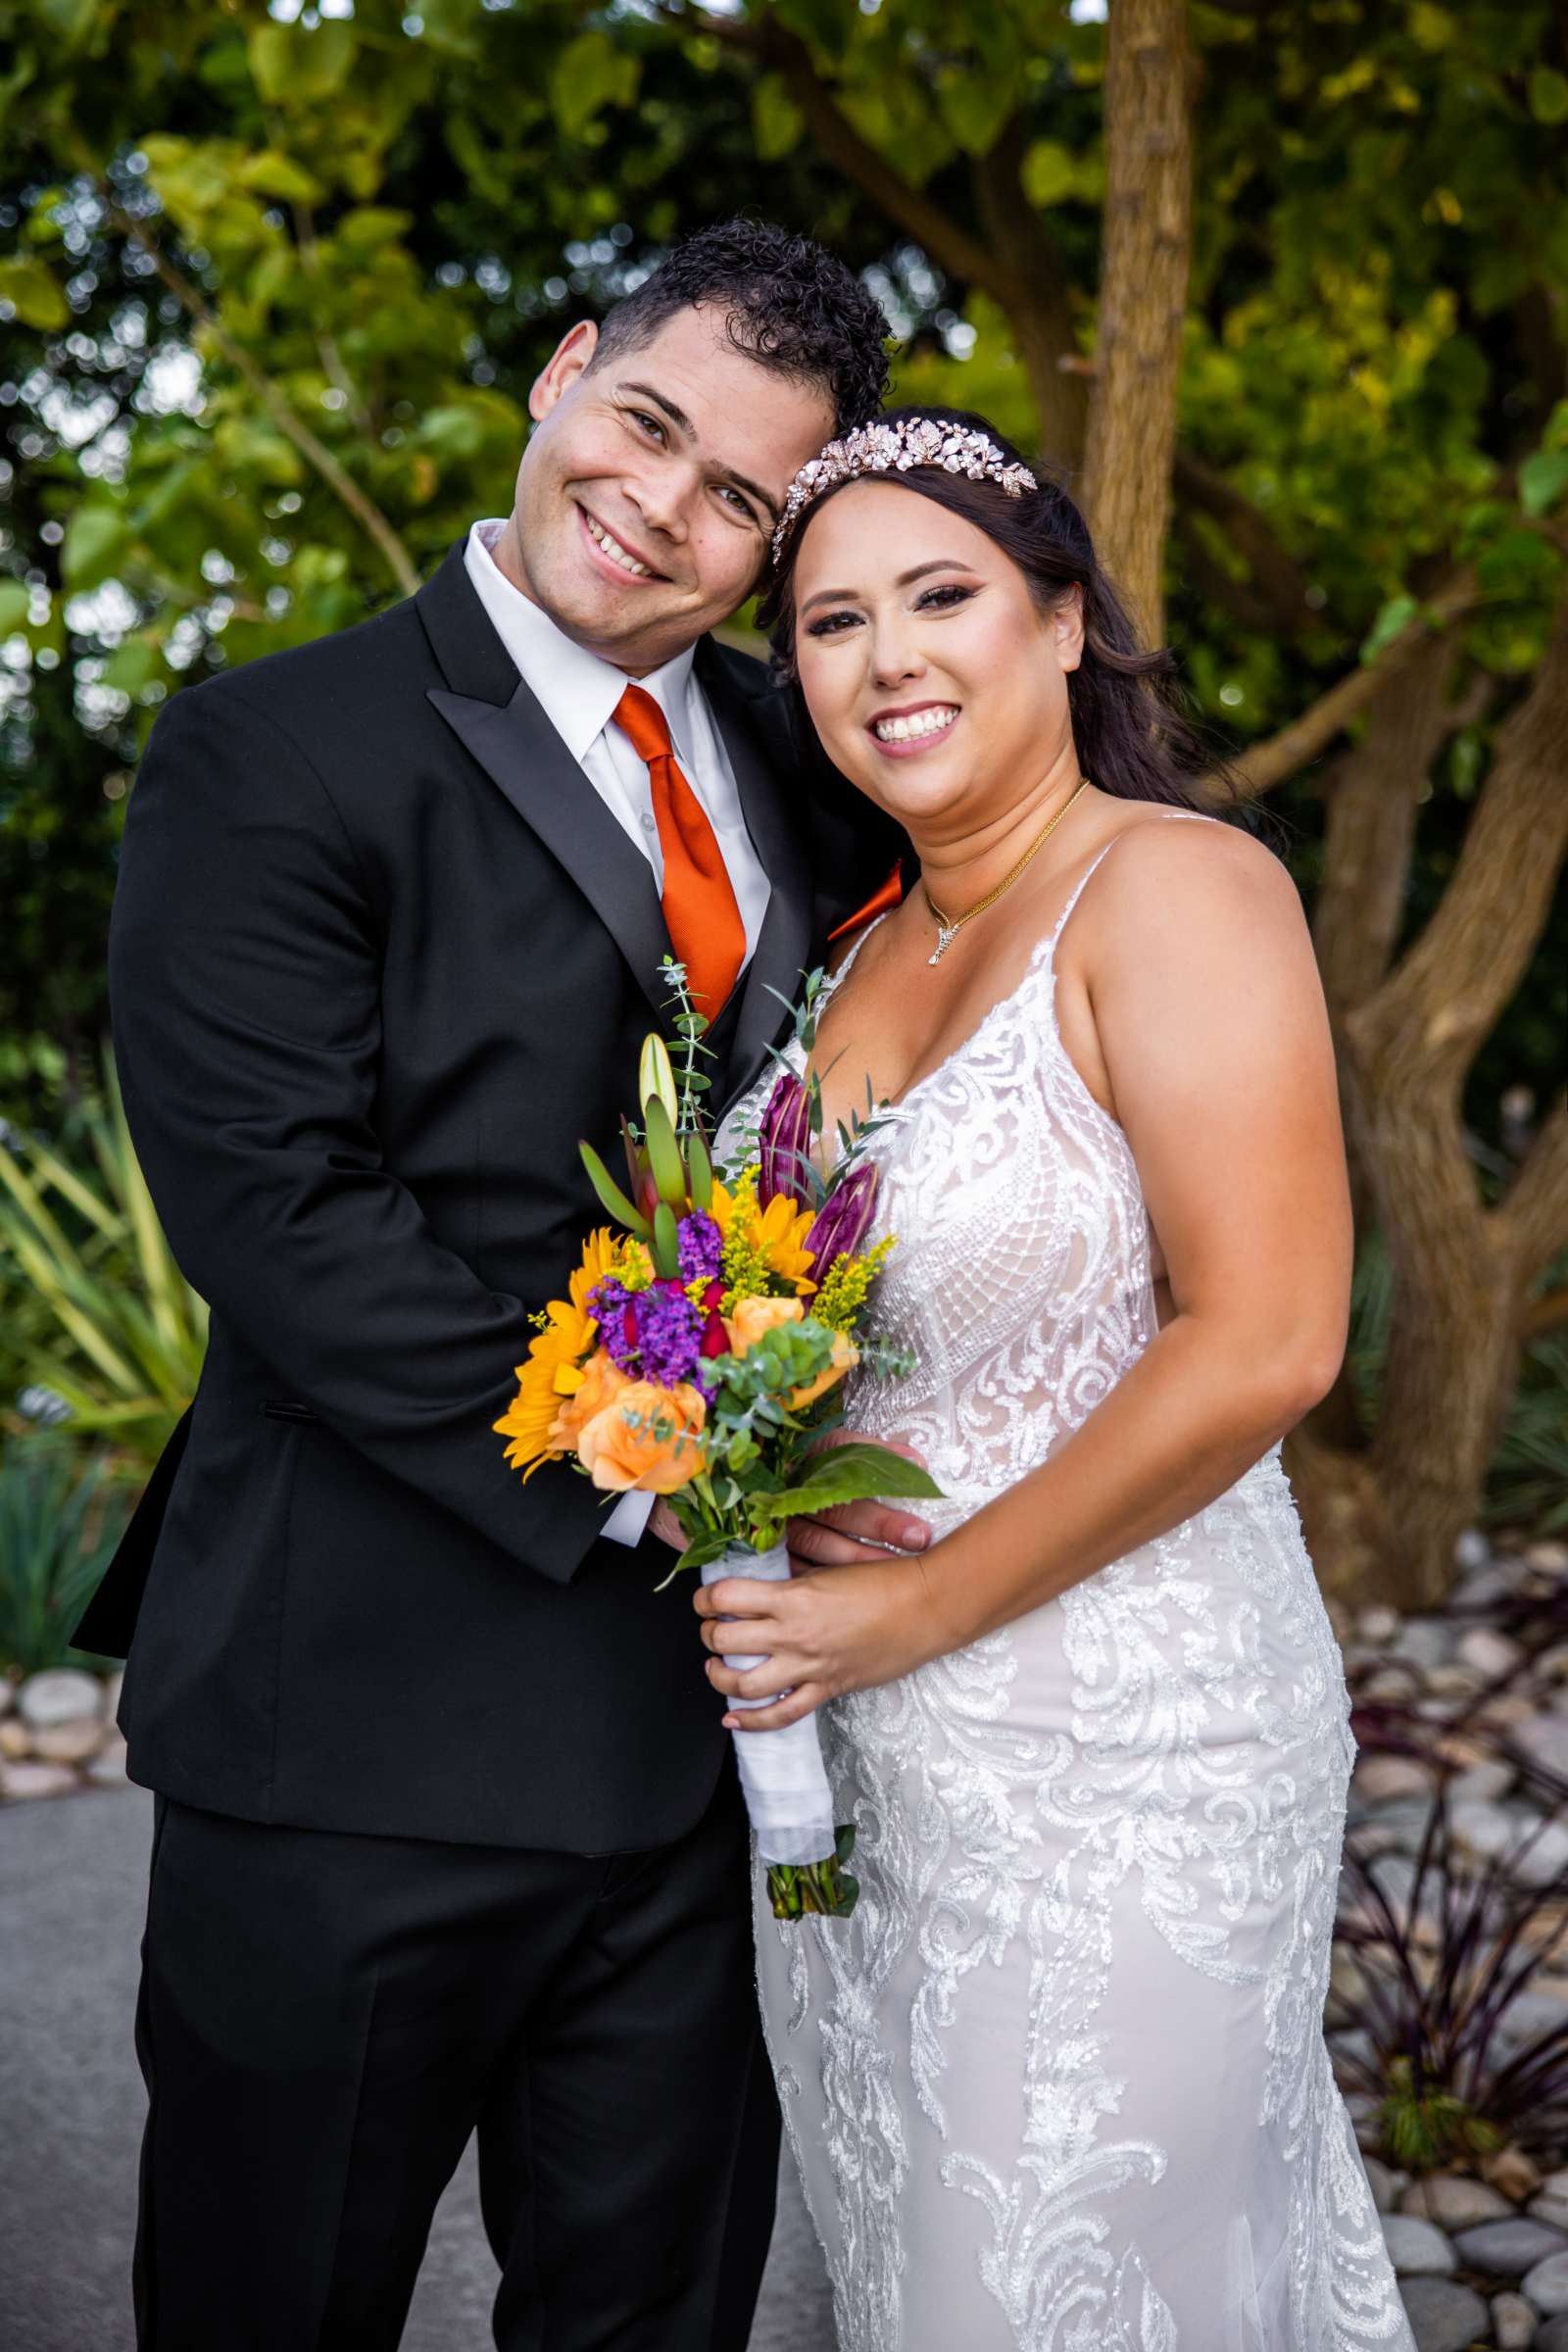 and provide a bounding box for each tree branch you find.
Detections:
[102,199,419,600]
[1213,568,1480,800]
[1521,1282,1568,1341]
[1496,1095,1568,1279]
[1172,449,1319,635]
